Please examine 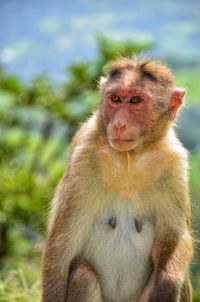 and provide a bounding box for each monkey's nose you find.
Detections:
[113,123,126,131]
[113,123,127,137]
